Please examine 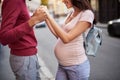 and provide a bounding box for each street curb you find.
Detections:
[96,22,107,28]
[37,54,55,80]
